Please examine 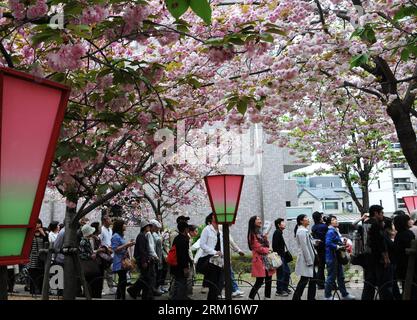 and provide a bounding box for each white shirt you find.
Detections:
[199,225,223,258]
[48,232,58,243]
[100,226,113,247]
